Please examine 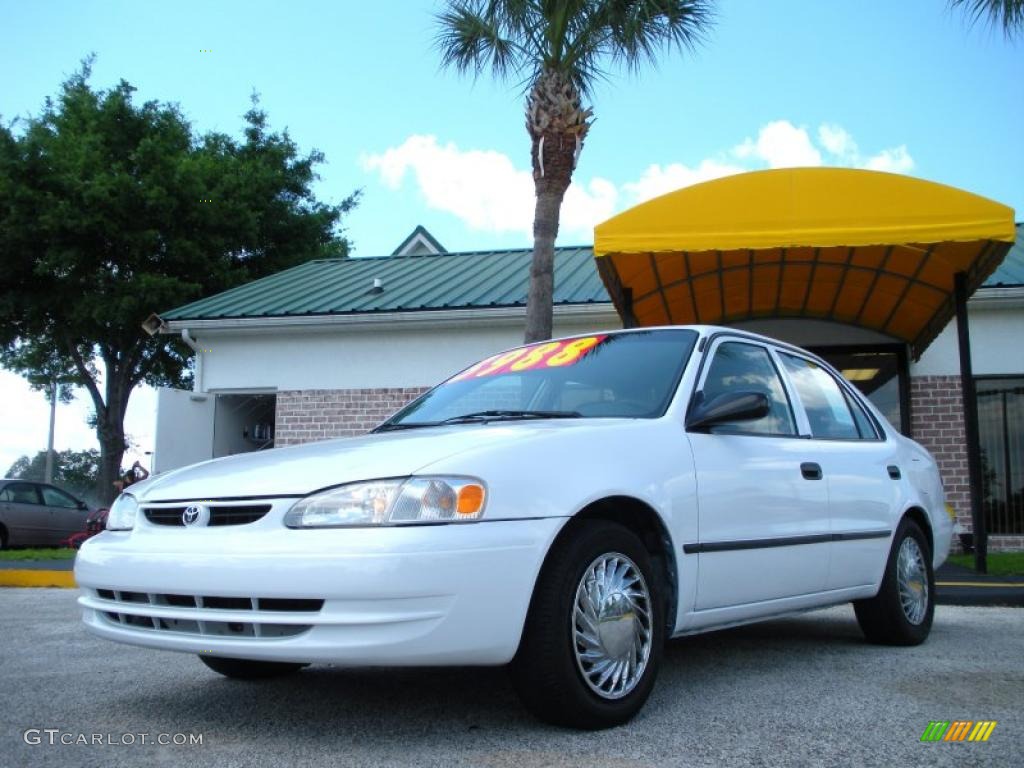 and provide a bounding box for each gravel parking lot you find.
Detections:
[1,589,1020,768]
